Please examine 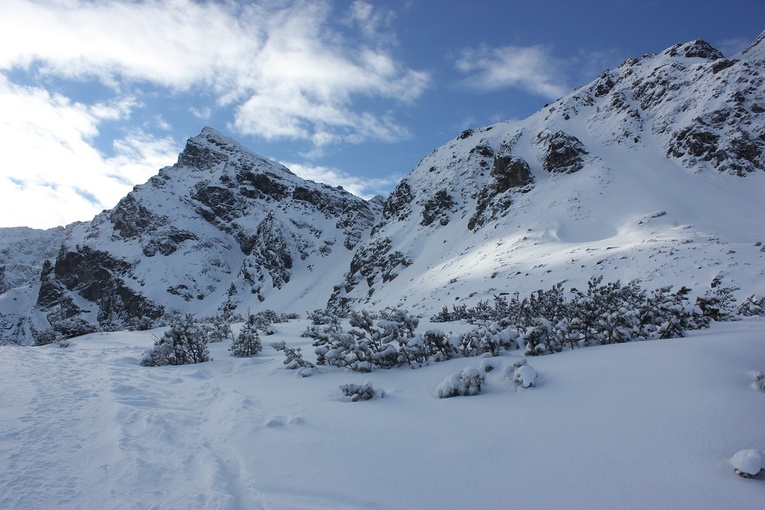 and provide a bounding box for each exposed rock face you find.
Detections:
[469,156,533,230]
